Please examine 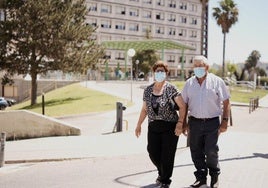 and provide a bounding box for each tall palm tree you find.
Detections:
[212,0,238,77]
[200,0,209,57]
